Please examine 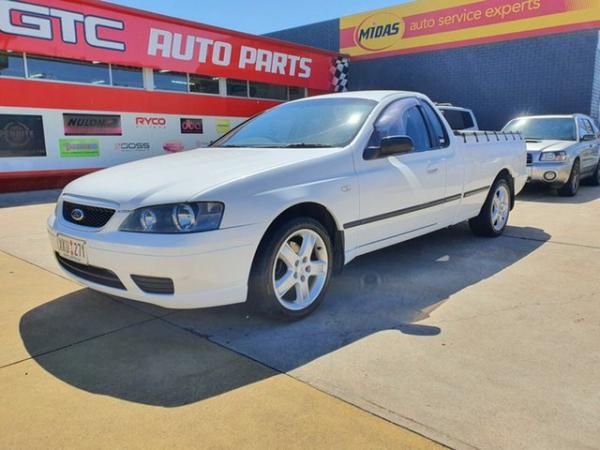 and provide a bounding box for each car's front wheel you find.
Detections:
[249,217,333,320]
[558,160,581,196]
